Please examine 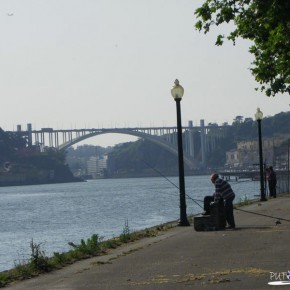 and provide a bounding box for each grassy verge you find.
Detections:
[0,221,175,288]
